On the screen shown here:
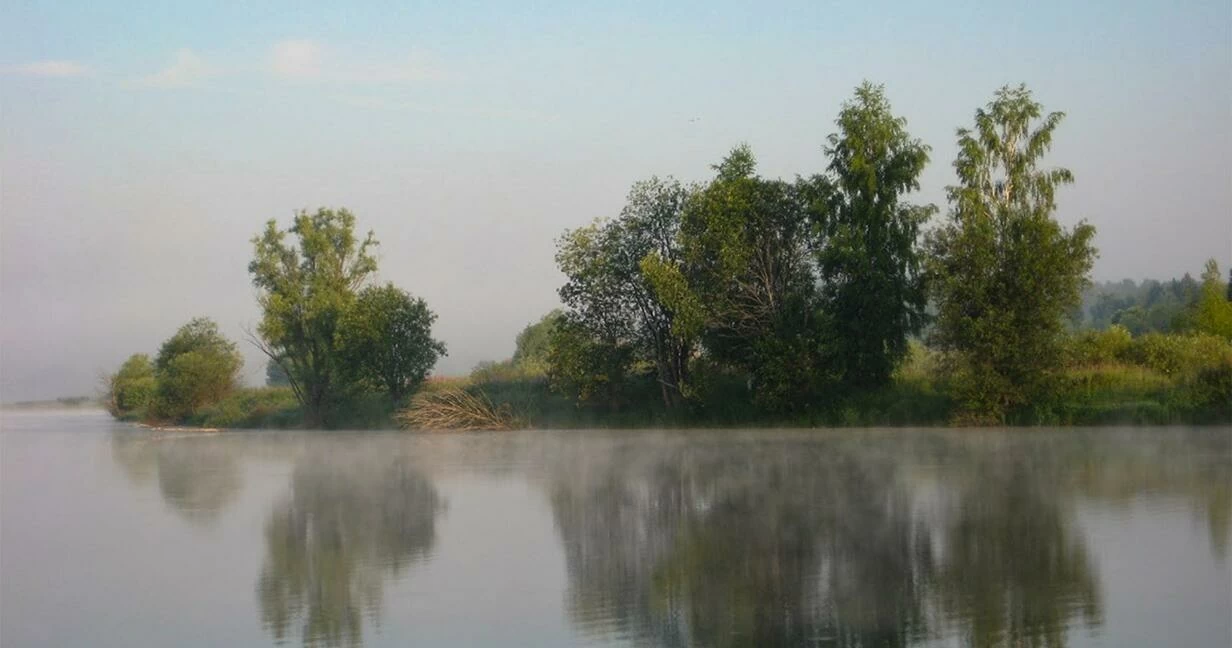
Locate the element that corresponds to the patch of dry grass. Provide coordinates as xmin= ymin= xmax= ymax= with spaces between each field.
xmin=397 ymin=388 xmax=525 ymax=431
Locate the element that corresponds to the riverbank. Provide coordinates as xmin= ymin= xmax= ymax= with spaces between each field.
xmin=116 ymin=367 xmax=1230 ymax=432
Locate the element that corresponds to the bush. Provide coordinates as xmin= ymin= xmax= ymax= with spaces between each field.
xmin=187 ymin=387 xmax=300 ymax=429
xmin=152 ymin=318 xmax=243 ymax=420
xmin=1122 ymin=332 xmax=1231 ymax=377
xmin=106 ymin=354 xmax=157 ymax=419
xmin=1065 ymin=325 xmax=1133 ymax=366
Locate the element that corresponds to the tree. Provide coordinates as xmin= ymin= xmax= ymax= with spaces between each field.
xmin=656 ymin=146 xmax=822 ymax=410
xmin=815 ymin=82 xmax=935 ymax=389
xmin=512 ymin=309 xmax=563 ymax=373
xmin=926 ymin=85 xmax=1097 ymax=421
xmin=249 ymin=208 xmax=378 ymax=426
xmin=337 ymin=283 xmax=447 ymax=402
xmin=105 ymin=353 xmax=157 ymax=418
xmin=153 ymin=317 xmax=243 ymax=420
xmin=265 ymin=358 xmax=290 ymax=387
xmin=555 ymin=177 xmax=696 ymax=408
xmin=546 ymin=315 xmax=636 ymax=408
xmin=1193 ymin=259 xmax=1232 ymax=340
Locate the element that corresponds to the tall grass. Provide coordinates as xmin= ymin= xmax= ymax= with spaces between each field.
xmin=397 ymin=388 xmax=525 ymax=431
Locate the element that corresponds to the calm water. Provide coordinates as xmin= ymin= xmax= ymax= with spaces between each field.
xmin=1 ymin=411 xmax=1228 ymax=647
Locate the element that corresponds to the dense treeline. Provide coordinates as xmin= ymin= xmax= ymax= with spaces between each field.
xmin=414 ymin=83 xmax=1230 ymax=427
xmin=105 ymin=82 xmax=1231 ymax=429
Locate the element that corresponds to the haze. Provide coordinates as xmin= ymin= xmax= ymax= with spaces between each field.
xmin=2 ymin=0 xmax=1229 ymax=402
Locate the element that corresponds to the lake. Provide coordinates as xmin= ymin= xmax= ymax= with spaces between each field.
xmin=1 ymin=410 xmax=1228 ymax=647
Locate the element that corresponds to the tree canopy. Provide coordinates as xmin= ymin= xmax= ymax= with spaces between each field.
xmin=337 ymin=283 xmax=447 ymax=402
xmin=152 ymin=317 xmax=243 ymax=419
xmin=249 ymin=208 xmax=378 ymax=426
xmin=927 ymin=85 xmax=1097 ymax=421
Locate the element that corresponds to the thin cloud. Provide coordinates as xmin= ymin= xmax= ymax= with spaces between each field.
xmin=139 ymin=49 xmax=216 ymax=87
xmin=267 ymin=40 xmax=445 ymax=84
xmin=6 ymin=60 xmax=89 ymax=78
xmin=268 ymin=40 xmax=323 ymax=80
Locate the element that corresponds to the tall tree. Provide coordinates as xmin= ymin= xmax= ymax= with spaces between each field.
xmin=249 ymin=208 xmax=378 ymax=426
xmin=1193 ymin=259 xmax=1232 ymax=340
xmin=816 ymin=82 xmax=935 ymax=389
xmin=337 ymin=283 xmax=447 ymax=402
xmin=927 ymin=85 xmax=1096 ymax=421
xmin=153 ymin=317 xmax=243 ymax=419
xmin=660 ymin=145 xmax=822 ymax=410
xmin=555 ymin=177 xmax=696 ymax=409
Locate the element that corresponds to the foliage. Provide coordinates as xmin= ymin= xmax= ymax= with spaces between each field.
xmin=265 ymin=358 xmax=290 ymax=386
xmin=1064 ymin=325 xmax=1133 ymax=366
xmin=1192 ymin=259 xmax=1232 ymax=340
xmin=511 ymin=309 xmax=563 ymax=374
xmin=187 ymin=387 xmax=301 ymax=429
xmin=668 ymin=146 xmax=824 ymax=411
xmin=556 ymin=177 xmax=696 ymax=408
xmin=249 ymin=208 xmax=378 ymax=426
xmin=1080 ymin=276 xmax=1199 ymax=333
xmin=815 ymin=82 xmax=936 ymax=389
xmin=926 ymin=85 xmax=1097 ymax=422
xmin=546 ymin=315 xmax=637 ymax=408
xmin=105 ymin=353 xmax=157 ymax=419
xmin=337 ymin=283 xmax=446 ymax=402
xmin=152 ymin=317 xmax=243 ymax=420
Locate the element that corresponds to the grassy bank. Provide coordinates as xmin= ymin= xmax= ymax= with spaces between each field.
xmin=110 ymin=330 xmax=1230 ymax=431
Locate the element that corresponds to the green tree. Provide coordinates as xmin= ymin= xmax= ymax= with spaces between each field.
xmin=249 ymin=208 xmax=378 ymax=426
xmin=555 ymin=177 xmax=696 ymax=408
xmin=153 ymin=317 xmax=243 ymax=420
xmin=663 ymin=145 xmax=823 ymax=410
xmin=1193 ymin=259 xmax=1232 ymax=340
xmin=546 ymin=315 xmax=636 ymax=408
xmin=105 ymin=353 xmax=157 ymax=418
xmin=512 ymin=309 xmax=563 ymax=373
xmin=815 ymin=82 xmax=936 ymax=389
xmin=337 ymin=283 xmax=447 ymax=402
xmin=926 ymin=85 xmax=1097 ymax=421
xmin=265 ymin=357 xmax=290 ymax=387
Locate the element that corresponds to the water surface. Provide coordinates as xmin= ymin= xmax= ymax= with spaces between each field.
xmin=2 ymin=410 xmax=1228 ymax=647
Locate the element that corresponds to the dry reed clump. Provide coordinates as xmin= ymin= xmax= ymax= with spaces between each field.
xmin=397 ymin=388 xmax=525 ymax=431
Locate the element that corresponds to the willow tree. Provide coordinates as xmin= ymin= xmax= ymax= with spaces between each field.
xmin=927 ymin=85 xmax=1096 ymax=421
xmin=249 ymin=208 xmax=378 ymax=426
xmin=816 ymin=82 xmax=935 ymax=389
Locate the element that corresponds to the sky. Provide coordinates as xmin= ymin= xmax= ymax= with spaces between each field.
xmin=1 ymin=0 xmax=1229 ymax=402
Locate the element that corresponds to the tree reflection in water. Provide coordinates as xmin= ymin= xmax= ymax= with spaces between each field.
xmin=110 ymin=432 xmax=242 ymax=524
xmin=256 ymin=450 xmax=442 ymax=648
xmin=549 ymin=433 xmax=1116 ymax=648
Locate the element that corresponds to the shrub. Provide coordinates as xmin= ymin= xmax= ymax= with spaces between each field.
xmin=1065 ymin=325 xmax=1133 ymax=366
xmin=152 ymin=318 xmax=243 ymax=420
xmin=106 ymin=354 xmax=157 ymax=419
xmin=1122 ymin=333 xmax=1231 ymax=377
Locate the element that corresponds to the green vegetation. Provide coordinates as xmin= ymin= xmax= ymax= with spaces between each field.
xmin=104 ymin=82 xmax=1230 ymax=431
xmin=408 ymin=83 xmax=1228 ymax=430
xmin=104 ymin=354 xmax=157 ymax=419
xmin=104 ymin=210 xmax=446 ymax=429
xmin=151 ymin=317 xmax=244 ymax=420
xmin=926 ymin=85 xmax=1097 ymax=422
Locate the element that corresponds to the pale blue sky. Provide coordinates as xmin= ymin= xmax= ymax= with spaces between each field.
xmin=2 ymin=0 xmax=1229 ymax=400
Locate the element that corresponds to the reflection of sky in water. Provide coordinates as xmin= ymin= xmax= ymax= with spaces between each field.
xmin=1 ymin=412 xmax=1228 ymax=647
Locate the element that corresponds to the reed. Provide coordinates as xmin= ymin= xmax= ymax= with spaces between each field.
xmin=397 ymin=388 xmax=525 ymax=431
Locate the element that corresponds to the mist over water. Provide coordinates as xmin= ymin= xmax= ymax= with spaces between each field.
xmin=2 ymin=411 xmax=1229 ymax=647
